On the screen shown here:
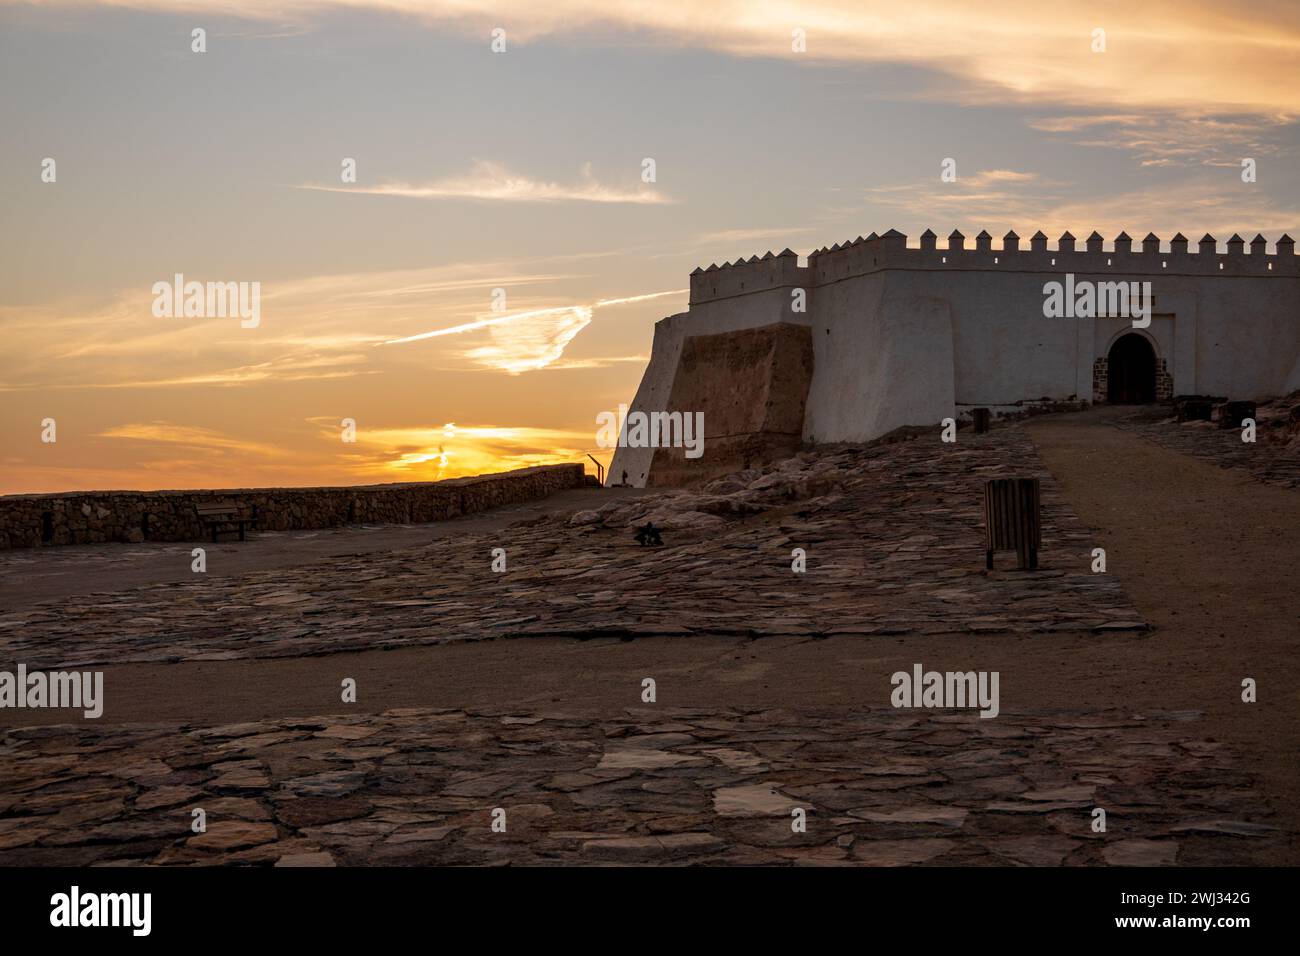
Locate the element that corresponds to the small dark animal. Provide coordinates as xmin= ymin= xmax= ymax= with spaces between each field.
xmin=634 ymin=522 xmax=663 ymax=546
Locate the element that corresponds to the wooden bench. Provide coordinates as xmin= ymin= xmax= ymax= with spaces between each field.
xmin=195 ymin=500 xmax=250 ymax=542
xmin=983 ymin=478 xmax=1040 ymax=570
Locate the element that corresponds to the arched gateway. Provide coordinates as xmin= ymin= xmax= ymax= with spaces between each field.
xmin=1106 ymin=333 xmax=1157 ymax=404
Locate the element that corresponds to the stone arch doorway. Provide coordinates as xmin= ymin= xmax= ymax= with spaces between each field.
xmin=1107 ymin=333 xmax=1157 ymax=404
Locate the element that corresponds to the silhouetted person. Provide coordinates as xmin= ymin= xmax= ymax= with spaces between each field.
xmin=634 ymin=522 xmax=663 ymax=546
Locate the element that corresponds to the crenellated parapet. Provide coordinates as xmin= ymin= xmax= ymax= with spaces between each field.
xmin=688 ymin=248 xmax=809 ymax=304
xmin=693 ymin=230 xmax=1299 ymax=293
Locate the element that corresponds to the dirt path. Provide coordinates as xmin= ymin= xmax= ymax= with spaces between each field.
xmin=1026 ymin=407 xmax=1300 ymax=856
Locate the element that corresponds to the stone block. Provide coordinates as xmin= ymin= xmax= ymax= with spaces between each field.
xmin=647 ymin=323 xmax=814 ymax=487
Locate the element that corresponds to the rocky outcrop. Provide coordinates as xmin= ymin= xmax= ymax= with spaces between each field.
xmin=0 ymin=464 xmax=585 ymax=550
xmin=1111 ymin=393 xmax=1300 ymax=487
xmin=571 ymin=448 xmax=847 ymax=533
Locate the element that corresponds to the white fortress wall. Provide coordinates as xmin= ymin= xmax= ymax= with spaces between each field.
xmin=607 ymin=310 xmax=691 ymax=487
xmin=801 ymin=229 xmax=1298 ymax=420
xmin=895 ymin=269 xmax=1080 ymax=405
xmin=1189 ymin=276 xmax=1300 ymax=397
xmin=614 ymin=229 xmax=1299 ymax=485
xmin=802 ymin=269 xmax=957 ymax=443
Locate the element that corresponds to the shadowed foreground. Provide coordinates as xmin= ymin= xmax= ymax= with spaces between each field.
xmin=0 ymin=705 xmax=1280 ymax=866
xmin=1 ymin=409 xmax=1297 ymax=865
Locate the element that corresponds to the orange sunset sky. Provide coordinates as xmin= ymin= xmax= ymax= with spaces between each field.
xmin=2 ymin=1 xmax=1298 ymax=493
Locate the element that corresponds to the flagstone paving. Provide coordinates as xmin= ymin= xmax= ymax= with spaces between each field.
xmin=0 ymin=427 xmax=1144 ymax=670
xmin=5 ymin=417 xmax=1291 ymax=866
xmin=0 ymin=705 xmax=1281 ymax=867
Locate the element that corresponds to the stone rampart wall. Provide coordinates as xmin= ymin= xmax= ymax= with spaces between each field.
xmin=0 ymin=464 xmax=586 ymax=549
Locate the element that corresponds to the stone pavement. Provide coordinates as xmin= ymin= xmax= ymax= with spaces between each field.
xmin=0 ymin=427 xmax=1144 ymax=670
xmin=0 ymin=705 xmax=1282 ymax=867
xmin=5 ymin=419 xmax=1291 ymax=867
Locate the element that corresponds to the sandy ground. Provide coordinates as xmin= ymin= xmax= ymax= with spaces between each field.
xmin=1025 ymin=408 xmax=1300 ymax=861
xmin=3 ymin=409 xmax=1297 ymax=862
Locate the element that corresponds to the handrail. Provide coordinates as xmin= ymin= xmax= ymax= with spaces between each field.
xmin=586 ymin=454 xmax=604 ymax=486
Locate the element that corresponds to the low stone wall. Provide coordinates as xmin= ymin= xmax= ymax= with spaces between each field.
xmin=0 ymin=464 xmax=586 ymax=550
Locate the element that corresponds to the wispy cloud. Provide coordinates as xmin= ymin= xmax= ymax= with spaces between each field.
xmin=24 ymin=1 xmax=1300 ymax=114
xmin=1043 ymin=183 xmax=1300 ymax=242
xmin=0 ymin=258 xmax=596 ymax=392
xmin=82 ymin=353 xmax=372 ymax=389
xmin=380 ymin=305 xmax=579 ymax=346
xmin=540 ymin=354 xmax=648 ymax=370
xmin=865 ymin=169 xmax=1060 ymax=225
xmin=464 ymin=308 xmax=594 ymax=375
xmin=97 ymin=422 xmax=290 ymax=458
xmin=593 ymin=290 xmax=689 ymax=308
xmin=381 ymin=288 xmax=687 ymax=374
xmin=1027 ymin=114 xmax=1147 ymax=133
xmin=690 ymin=225 xmax=817 ymax=248
xmin=1027 ymin=112 xmax=1293 ymax=168
xmin=962 ymin=170 xmax=1037 ymax=187
xmin=862 ymin=174 xmax=1300 ymax=245
xmin=297 ymin=161 xmax=674 ymax=205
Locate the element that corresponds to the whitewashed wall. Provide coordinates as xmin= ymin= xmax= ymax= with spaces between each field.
xmin=613 ymin=233 xmax=1300 ymax=486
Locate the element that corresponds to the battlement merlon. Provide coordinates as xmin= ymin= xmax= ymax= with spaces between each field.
xmin=808 ymin=229 xmax=1300 ymax=281
xmin=691 ymin=231 xmax=1299 ymax=298
xmin=689 ymin=248 xmax=810 ymax=305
